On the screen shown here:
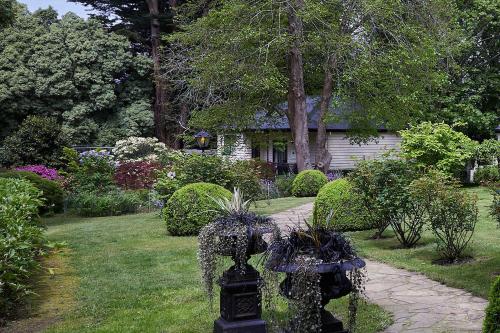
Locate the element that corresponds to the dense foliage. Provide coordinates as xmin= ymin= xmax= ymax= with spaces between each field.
xmin=474 ymin=166 xmax=500 ymax=185
xmin=0 ymin=116 xmax=67 ymax=167
xmin=411 ymin=171 xmax=478 ymax=260
xmin=0 ymin=178 xmax=44 ymax=317
xmin=399 ymin=122 xmax=478 ymax=176
xmin=0 ymin=9 xmax=152 ymax=145
xmin=483 ymin=276 xmax=500 ymax=333
xmin=291 ymin=170 xmax=328 ymax=197
xmin=0 ymin=170 xmax=64 ymax=215
xmin=475 ymin=139 xmax=500 ymax=165
xmin=163 ymin=182 xmax=232 ymax=236
xmin=67 ymin=189 xmax=145 ymax=217
xmin=313 ymin=179 xmax=370 ymax=232
xmin=349 ymin=159 xmax=422 ymax=238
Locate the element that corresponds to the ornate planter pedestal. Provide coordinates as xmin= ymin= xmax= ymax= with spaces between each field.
xmin=214 ymin=264 xmax=266 ymax=333
xmin=214 ymin=230 xmax=270 ymax=333
xmin=276 ymin=258 xmax=365 ymax=333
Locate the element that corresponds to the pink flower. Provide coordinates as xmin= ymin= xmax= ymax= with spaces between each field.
xmin=15 ymin=165 xmax=61 ymax=181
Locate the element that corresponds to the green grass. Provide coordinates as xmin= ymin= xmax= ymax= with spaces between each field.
xmin=348 ymin=186 xmax=499 ymax=298
xmin=16 ymin=196 xmax=389 ymax=333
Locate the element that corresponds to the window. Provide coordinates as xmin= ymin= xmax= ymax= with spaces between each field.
xmin=273 ymin=142 xmax=287 ymax=164
xmin=251 ymin=146 xmax=260 ymax=159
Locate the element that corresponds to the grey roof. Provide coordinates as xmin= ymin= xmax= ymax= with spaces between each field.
xmin=253 ymin=96 xmax=385 ymax=132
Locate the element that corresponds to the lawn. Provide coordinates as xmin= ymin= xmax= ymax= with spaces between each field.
xmin=6 ymin=197 xmax=390 ymax=333
xmin=348 ymin=186 xmax=499 ymax=298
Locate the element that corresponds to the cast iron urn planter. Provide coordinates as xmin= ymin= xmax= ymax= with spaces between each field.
xmin=214 ymin=227 xmax=272 ymax=333
xmin=274 ymin=259 xmax=366 ymax=333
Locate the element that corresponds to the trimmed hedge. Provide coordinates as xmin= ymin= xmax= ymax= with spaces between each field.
xmin=164 ymin=182 xmax=232 ymax=236
xmin=291 ymin=170 xmax=328 ymax=197
xmin=313 ymin=179 xmax=371 ymax=231
xmin=0 ymin=170 xmax=64 ymax=215
xmin=483 ymin=276 xmax=500 ymax=332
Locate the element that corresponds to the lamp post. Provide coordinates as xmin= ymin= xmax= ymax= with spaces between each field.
xmin=195 ymin=130 xmax=210 ymax=154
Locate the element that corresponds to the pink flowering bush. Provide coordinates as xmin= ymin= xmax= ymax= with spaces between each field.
xmin=15 ymin=165 xmax=60 ymax=180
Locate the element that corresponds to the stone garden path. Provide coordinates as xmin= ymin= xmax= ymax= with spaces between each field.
xmin=269 ymin=202 xmax=488 ymax=333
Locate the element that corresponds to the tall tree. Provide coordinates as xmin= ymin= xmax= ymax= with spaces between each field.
xmin=69 ymin=0 xmax=178 ymax=145
xmin=173 ymin=0 xmax=458 ymax=171
xmin=0 ymin=10 xmax=152 ymax=144
xmin=430 ymin=0 xmax=499 ymax=140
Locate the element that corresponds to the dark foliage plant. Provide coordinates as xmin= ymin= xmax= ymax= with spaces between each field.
xmin=198 ymin=188 xmax=278 ymax=305
xmin=0 ymin=170 xmax=64 ymax=215
xmin=264 ymin=223 xmax=365 ymax=332
xmin=483 ymin=276 xmax=500 ymax=333
xmin=114 ymin=161 xmax=160 ymax=190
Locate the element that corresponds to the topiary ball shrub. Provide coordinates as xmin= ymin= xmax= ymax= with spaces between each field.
xmin=0 ymin=170 xmax=64 ymax=215
xmin=313 ymin=179 xmax=370 ymax=231
xmin=483 ymin=276 xmax=500 ymax=333
xmin=164 ymin=182 xmax=232 ymax=236
xmin=291 ymin=170 xmax=328 ymax=197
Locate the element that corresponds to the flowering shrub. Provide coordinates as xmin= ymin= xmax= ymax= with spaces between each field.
xmin=15 ymin=165 xmax=60 ymax=180
xmin=114 ymin=137 xmax=168 ymax=162
xmin=114 ymin=161 xmax=160 ymax=190
xmin=72 ymin=150 xmax=116 ymax=193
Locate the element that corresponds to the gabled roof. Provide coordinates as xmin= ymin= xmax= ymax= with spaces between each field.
xmin=252 ymin=96 xmax=386 ymax=132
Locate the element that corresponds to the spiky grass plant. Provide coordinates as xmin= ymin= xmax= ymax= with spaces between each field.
xmin=198 ymin=188 xmax=279 ymax=306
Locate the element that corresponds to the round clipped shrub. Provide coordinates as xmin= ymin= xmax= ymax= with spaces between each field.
xmin=164 ymin=182 xmax=232 ymax=236
xmin=291 ymin=170 xmax=328 ymax=197
xmin=483 ymin=276 xmax=500 ymax=333
xmin=0 ymin=170 xmax=64 ymax=215
xmin=313 ymin=179 xmax=371 ymax=231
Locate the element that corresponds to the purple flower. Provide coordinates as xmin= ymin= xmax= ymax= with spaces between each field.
xmin=15 ymin=165 xmax=60 ymax=180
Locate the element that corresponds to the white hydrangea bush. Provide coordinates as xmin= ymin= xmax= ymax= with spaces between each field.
xmin=113 ymin=136 xmax=168 ymax=162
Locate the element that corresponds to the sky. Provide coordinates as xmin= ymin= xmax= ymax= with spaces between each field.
xmin=20 ymin=0 xmax=92 ymax=18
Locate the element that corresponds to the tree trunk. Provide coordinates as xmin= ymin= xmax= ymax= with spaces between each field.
xmin=315 ymin=56 xmax=336 ymax=173
xmin=146 ymin=0 xmax=168 ymax=143
xmin=286 ymin=0 xmax=311 ymax=172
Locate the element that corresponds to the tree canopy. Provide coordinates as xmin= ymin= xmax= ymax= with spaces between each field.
xmin=0 ymin=8 xmax=153 ymax=145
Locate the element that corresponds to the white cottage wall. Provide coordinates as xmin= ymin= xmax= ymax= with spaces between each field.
xmin=216 ymin=134 xmax=252 ymax=161
xmin=326 ymin=133 xmax=401 ymax=170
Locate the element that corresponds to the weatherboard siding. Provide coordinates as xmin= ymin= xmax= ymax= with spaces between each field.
xmin=217 ymin=132 xmax=401 ymax=170
xmin=217 ymin=134 xmax=252 ymax=161
xmin=327 ymin=133 xmax=401 ymax=170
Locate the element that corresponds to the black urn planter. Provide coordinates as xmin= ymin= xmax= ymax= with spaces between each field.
xmin=214 ymin=227 xmax=272 ymax=333
xmin=274 ymin=258 xmax=366 ymax=333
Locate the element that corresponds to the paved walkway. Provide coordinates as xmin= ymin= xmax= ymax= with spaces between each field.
xmin=270 ymin=202 xmax=488 ymax=333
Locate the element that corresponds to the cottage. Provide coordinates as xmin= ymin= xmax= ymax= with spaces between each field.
xmin=217 ymin=97 xmax=401 ymax=172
